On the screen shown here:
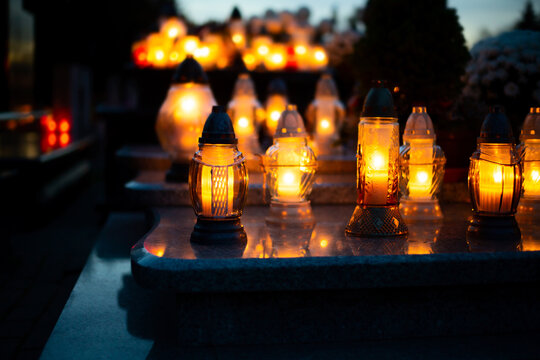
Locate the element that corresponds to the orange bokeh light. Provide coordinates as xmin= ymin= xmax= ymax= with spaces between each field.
xmin=59 ymin=133 xmax=70 ymax=146
xmin=59 ymin=119 xmax=70 ymax=132
xmin=48 ymin=133 xmax=57 ymax=147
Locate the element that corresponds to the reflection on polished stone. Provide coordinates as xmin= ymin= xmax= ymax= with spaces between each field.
xmin=517 ymin=214 xmax=540 ymax=252
xmin=406 ymin=220 xmax=442 ymax=255
xmin=191 ymin=240 xmax=247 ymax=259
xmin=345 ymin=234 xmax=408 ymax=256
xmin=466 ymin=215 xmax=522 ymax=252
xmin=263 ymin=221 xmax=314 ymax=258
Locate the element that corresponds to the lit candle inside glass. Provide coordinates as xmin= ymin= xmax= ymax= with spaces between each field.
xmin=408 ymin=140 xmax=434 ymax=200
xmin=475 ymin=144 xmax=515 ymax=213
xmin=266 ymin=95 xmax=288 ymax=135
xmin=201 ymin=146 xmax=235 ymax=216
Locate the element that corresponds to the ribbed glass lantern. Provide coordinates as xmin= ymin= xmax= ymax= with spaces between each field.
xmin=264 ymin=105 xmax=317 ymax=225
xmin=345 ymin=81 xmax=407 ymax=237
xmin=306 ymin=74 xmax=345 ymax=155
xmin=517 ymin=107 xmax=540 ymax=215
xmin=156 ymin=55 xmax=216 ymax=182
xmin=399 ymin=106 xmax=446 ymax=220
xmin=467 ymin=106 xmax=522 ymax=242
xmin=189 ymin=106 xmax=248 ymax=245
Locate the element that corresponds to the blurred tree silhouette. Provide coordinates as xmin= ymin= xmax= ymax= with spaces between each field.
xmin=515 ymin=1 xmax=540 ymax=31
xmin=353 ymin=0 xmax=469 ymax=118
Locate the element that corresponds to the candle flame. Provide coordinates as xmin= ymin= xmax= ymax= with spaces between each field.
xmin=314 ymin=50 xmax=326 ymax=62
xmin=238 ymin=117 xmax=249 ymax=128
xmin=271 ymin=53 xmax=284 ymax=64
xmin=283 ymin=171 xmax=295 ymax=184
xmin=320 ymin=239 xmax=328 ymax=248
xmin=493 ymin=170 xmax=503 ymax=183
xmin=270 ymin=111 xmax=281 ymax=122
xmin=232 ymin=34 xmax=243 ymax=44
xmin=320 ymin=119 xmax=330 ymax=129
xmin=532 ymin=170 xmax=540 ymax=182
xmin=295 ymin=45 xmax=307 ymax=55
xmin=181 ymin=96 xmax=196 ymax=113
xmin=155 ymin=50 xmax=164 ymax=61
xmin=372 ymin=153 xmax=385 ymax=170
xmin=184 ymin=39 xmax=198 ymax=54
xmin=257 ymin=45 xmax=269 ymax=55
xmin=167 ymin=27 xmax=178 ymax=38
xmin=416 ymin=170 xmax=429 ymax=184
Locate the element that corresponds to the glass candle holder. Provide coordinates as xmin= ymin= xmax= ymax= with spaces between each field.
xmin=517 ymin=107 xmax=540 ymax=215
xmin=399 ymin=106 xmax=446 ymax=220
xmin=467 ymin=106 xmax=522 ymax=242
xmin=265 ymin=78 xmax=289 ymax=136
xmin=264 ymin=105 xmax=317 ymax=225
xmin=189 ymin=106 xmax=248 ymax=245
xmin=156 ymin=55 xmax=216 ymax=182
xmin=306 ymin=74 xmax=345 ymax=156
xmin=346 ymin=81 xmax=407 ymax=237
xmin=227 ymin=73 xmax=264 ymax=155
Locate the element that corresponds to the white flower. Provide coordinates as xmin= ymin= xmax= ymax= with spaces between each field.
xmin=504 ymin=82 xmax=519 ymax=97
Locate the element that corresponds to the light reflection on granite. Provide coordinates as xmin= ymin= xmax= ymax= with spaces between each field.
xmin=141 ymin=203 xmax=540 ymax=260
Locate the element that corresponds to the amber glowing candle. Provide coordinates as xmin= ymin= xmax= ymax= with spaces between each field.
xmin=346 ymin=81 xmax=407 ymax=236
xmin=156 ymin=56 xmax=217 ymax=182
xmin=189 ymin=106 xmax=248 ymax=245
xmin=467 ymin=106 xmax=522 ymax=241
xmin=399 ymin=106 xmax=445 ymax=220
xmin=306 ymin=74 xmax=345 ymax=155
xmin=517 ymin=107 xmax=540 ymax=215
xmin=265 ymin=79 xmax=288 ymax=137
xmin=264 ymin=105 xmax=317 ymax=224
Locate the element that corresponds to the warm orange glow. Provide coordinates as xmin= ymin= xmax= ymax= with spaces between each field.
xmin=522 ymin=140 xmax=540 ymax=198
xmin=295 ymin=45 xmax=307 ymax=55
xmin=232 ymin=33 xmax=244 ymax=44
xmin=47 ymin=120 xmax=57 ymax=132
xmin=238 ymin=117 xmax=249 ymax=128
xmin=314 ymin=50 xmax=326 ymax=61
xmin=257 ymin=45 xmax=269 ymax=56
xmin=271 ymin=53 xmax=284 ymax=64
xmin=59 ymin=119 xmax=70 ymax=133
xmin=320 ymin=239 xmax=328 ymax=248
xmin=169 ymin=51 xmax=180 ymax=62
xmin=270 ymin=111 xmax=281 ymax=122
xmin=180 ymin=96 xmax=197 ymax=113
xmin=201 ymin=146 xmax=235 ymax=217
xmin=408 ymin=141 xmax=434 ymax=199
xmin=59 ymin=133 xmax=70 ymax=146
xmin=48 ymin=133 xmax=57 ymax=147
xmin=182 ymin=36 xmax=199 ymax=54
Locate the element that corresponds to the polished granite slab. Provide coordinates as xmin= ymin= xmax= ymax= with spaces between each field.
xmin=131 ymin=203 xmax=540 ymax=293
xmin=41 ymin=211 xmax=540 ymax=358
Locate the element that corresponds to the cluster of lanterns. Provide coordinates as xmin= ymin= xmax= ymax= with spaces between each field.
xmin=156 ymin=56 xmax=540 ymax=245
xmin=132 ymin=11 xmax=328 ymax=71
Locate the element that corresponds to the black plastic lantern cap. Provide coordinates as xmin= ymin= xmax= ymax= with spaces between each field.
xmin=478 ymin=106 xmax=514 ymax=144
xmin=268 ymin=78 xmax=288 ymax=96
xmin=172 ymin=55 xmax=209 ymax=84
xmin=361 ymin=80 xmax=397 ymax=118
xmin=230 ymin=6 xmax=242 ymax=20
xmin=199 ymin=106 xmax=238 ymax=145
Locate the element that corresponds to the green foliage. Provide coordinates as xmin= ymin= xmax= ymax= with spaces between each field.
xmin=354 ymin=0 xmax=470 ymax=110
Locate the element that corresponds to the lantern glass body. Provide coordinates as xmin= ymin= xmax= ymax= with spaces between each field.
xmin=189 ymin=144 xmax=248 ymax=218
xmin=264 ymin=137 xmax=317 ymax=203
xmin=228 ymin=74 xmax=263 ymax=154
xmin=357 ymin=118 xmax=400 ymax=206
xmin=520 ymin=139 xmax=540 ymax=199
xmin=468 ymin=143 xmax=521 ymax=215
xmin=265 ymin=95 xmax=288 ymax=135
xmin=400 ymin=139 xmax=445 ymax=201
xmin=156 ymin=83 xmax=216 ymax=163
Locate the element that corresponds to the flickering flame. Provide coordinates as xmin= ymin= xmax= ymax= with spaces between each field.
xmin=493 ymin=170 xmax=503 ymax=183
xmin=59 ymin=120 xmax=70 ymax=132
xmin=314 ymin=50 xmax=326 ymax=62
xmin=47 ymin=120 xmax=56 ymax=132
xmin=232 ymin=34 xmax=243 ymax=44
xmin=170 ymin=51 xmax=179 ymax=62
xmin=59 ymin=133 xmax=70 ymax=146
xmin=295 ymin=45 xmax=307 ymax=55
xmin=257 ymin=45 xmax=269 ymax=55
xmin=372 ymin=153 xmax=385 ymax=170
xmin=195 ymin=46 xmax=210 ymax=58
xmin=155 ymin=50 xmax=165 ymax=61
xmin=181 ymin=96 xmax=196 ymax=113
xmin=320 ymin=239 xmax=328 ymax=248
xmin=270 ymin=111 xmax=281 ymax=122
xmin=271 ymin=53 xmax=284 ymax=64
xmin=532 ymin=170 xmax=540 ymax=182
xmin=168 ymin=27 xmax=179 ymax=38
xmin=320 ymin=119 xmax=330 ymax=129
xmin=238 ymin=117 xmax=249 ymax=128
xmin=184 ymin=39 xmax=198 ymax=54
xmin=283 ymin=172 xmax=295 ymax=184
xmin=416 ymin=170 xmax=429 ymax=184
